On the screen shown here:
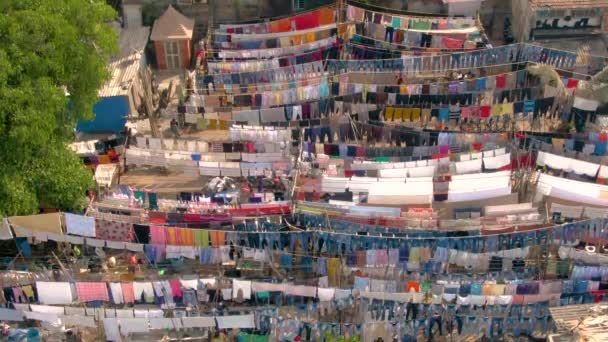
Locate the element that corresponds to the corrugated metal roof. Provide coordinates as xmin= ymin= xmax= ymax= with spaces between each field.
xmin=150 ymin=5 xmax=194 ymax=41
xmin=530 ymin=0 xmax=608 ymax=9
xmin=98 ymin=26 xmax=150 ymax=98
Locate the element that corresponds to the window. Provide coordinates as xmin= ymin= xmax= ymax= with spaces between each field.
xmin=164 ymin=41 xmax=180 ymax=69
xmin=292 ymin=0 xmax=305 ymax=11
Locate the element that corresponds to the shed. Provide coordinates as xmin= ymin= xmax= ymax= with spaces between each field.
xmin=151 ymin=5 xmax=194 ymax=70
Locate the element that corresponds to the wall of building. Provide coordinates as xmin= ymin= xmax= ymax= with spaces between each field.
xmin=180 ymin=39 xmax=191 ymax=68
xmin=531 ymin=8 xmax=604 ymax=38
xmin=154 ymin=41 xmax=167 ymax=69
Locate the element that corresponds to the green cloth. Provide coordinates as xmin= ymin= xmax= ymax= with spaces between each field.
xmin=256 ymin=291 xmax=270 ymax=299
xmin=134 ymin=191 xmax=145 ymax=204
xmin=197 ymin=118 xmax=207 ymax=130
xmin=420 ymin=280 xmax=432 ymax=293
xmin=237 ymin=332 xmax=269 ymax=342
xmin=148 ymin=192 xmax=158 ymax=209
xmin=410 ymin=19 xmax=431 ymax=30
xmin=194 ymin=230 xmax=209 ymax=246
xmin=374 ymin=156 xmax=390 ymax=162
xmin=392 ymin=16 xmax=401 ymax=28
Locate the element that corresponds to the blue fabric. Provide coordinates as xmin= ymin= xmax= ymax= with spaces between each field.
xmin=438 ymin=108 xmax=449 ymax=121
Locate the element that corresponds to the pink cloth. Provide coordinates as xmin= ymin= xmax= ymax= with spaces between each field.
xmin=75 ymin=282 xmax=109 ymax=302
xmin=122 ymin=282 xmax=135 ymax=304
xmin=375 ymin=249 xmax=389 ymax=266
xmin=170 ymin=279 xmax=182 ymax=298
xmin=150 ymin=225 xmax=166 ymax=244
xmin=442 ymin=37 xmax=464 ymax=49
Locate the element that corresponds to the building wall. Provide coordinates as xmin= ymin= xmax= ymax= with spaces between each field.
xmin=180 ymin=39 xmax=191 ymax=68
xmin=531 ymin=7 xmax=604 ymax=38
xmin=154 ymin=41 xmax=167 ymax=69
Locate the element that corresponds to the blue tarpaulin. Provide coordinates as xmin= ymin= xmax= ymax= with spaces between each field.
xmin=77 ymin=95 xmax=129 ymax=133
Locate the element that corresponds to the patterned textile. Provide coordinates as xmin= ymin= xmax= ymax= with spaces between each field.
xmin=75 ymin=282 xmax=109 ymax=302
xmin=95 ymin=218 xmax=134 ymax=242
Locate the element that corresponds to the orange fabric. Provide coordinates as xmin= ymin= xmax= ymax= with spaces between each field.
xmin=291 ymin=34 xmax=303 ymax=45
xmin=180 ymin=228 xmax=194 ymax=246
xmin=210 ymin=231 xmax=225 ymax=246
xmin=305 ymin=32 xmax=316 ymax=43
xmin=319 ymin=7 xmax=335 ymax=25
xmin=98 ymin=155 xmax=111 ymax=164
xmin=277 ymin=18 xmax=292 ymax=32
xmin=269 ymin=21 xmax=281 ymax=33
xmin=406 ymin=281 xmax=420 ymax=292
xmin=166 ymin=228 xmax=177 ymax=245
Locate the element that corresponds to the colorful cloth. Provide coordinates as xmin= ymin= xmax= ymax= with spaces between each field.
xmin=95 ymin=218 xmax=134 ymax=242
xmin=75 ymin=282 xmax=109 ymax=302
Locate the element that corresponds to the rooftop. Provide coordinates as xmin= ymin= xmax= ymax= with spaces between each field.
xmin=530 ymin=0 xmax=608 ymax=9
xmin=98 ymin=26 xmax=150 ymax=98
xmin=150 ymin=5 xmax=194 ymax=41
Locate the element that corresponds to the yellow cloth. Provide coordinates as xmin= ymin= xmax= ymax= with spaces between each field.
xmin=384 ymin=107 xmax=395 ymax=121
xmin=501 ymin=102 xmax=514 ymax=115
xmin=399 ymin=84 xmax=408 ymax=95
xmin=327 ymin=257 xmax=341 ymax=287
xmin=491 ymin=104 xmax=502 ymax=116
xmin=9 ymin=213 xmax=63 ymax=235
xmin=552 ymin=138 xmax=565 ymax=148
xmin=22 ymin=285 xmax=34 ymax=298
xmin=492 ymin=284 xmax=506 ymax=296
xmin=402 ymin=108 xmax=413 ymax=121
xmin=411 ymin=108 xmax=421 ymax=121
xmin=393 ymin=108 xmax=404 ymax=121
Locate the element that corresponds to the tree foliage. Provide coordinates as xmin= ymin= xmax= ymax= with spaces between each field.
xmin=0 ymin=0 xmax=118 ymax=216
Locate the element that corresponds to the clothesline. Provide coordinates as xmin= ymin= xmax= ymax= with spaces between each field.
xmin=194 ymin=62 xmax=530 ymax=96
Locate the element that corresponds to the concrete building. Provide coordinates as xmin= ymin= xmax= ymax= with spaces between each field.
xmin=511 ymin=0 xmax=608 ymax=41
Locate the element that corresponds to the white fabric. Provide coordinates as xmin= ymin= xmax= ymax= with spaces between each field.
xmin=368 ymin=181 xmax=433 ymax=205
xmin=36 ymin=282 xmax=73 ymax=305
xmin=408 ymin=165 xmax=436 ymax=178
xmin=181 ymin=316 xmax=216 ymax=328
xmin=485 ymin=203 xmax=534 ymax=216
xmin=64 ymin=213 xmax=96 ymax=237
xmin=571 ymin=159 xmax=600 ymax=177
xmin=65 ymin=235 xmax=84 ymax=245
xmin=317 ymin=288 xmax=335 ymax=301
xmin=104 ymin=318 xmax=121 ymax=341
xmin=334 ymin=289 xmax=351 ymax=300
xmin=321 ymin=176 xmax=348 ymax=193
xmin=109 ymin=283 xmax=124 ymax=304
xmin=483 ymin=153 xmax=511 ymax=169
xmin=86 ymin=238 xmax=105 ymax=247
xmin=30 ymin=305 xmax=64 ymax=315
xmin=119 ymin=318 xmax=150 ymax=334
xmin=455 ymin=158 xmax=482 ymax=174
xmin=116 ymin=309 xmax=134 ymax=318
xmin=180 ymin=278 xmax=199 ymax=290
xmin=232 ymin=279 xmax=252 ymax=300
xmin=24 ymin=311 xmax=61 ymax=324
xmin=286 ymin=285 xmax=317 ymax=297
xmin=125 ymin=242 xmax=144 ymax=252
xmin=149 ymin=318 xmax=182 ymax=330
xmin=573 ymin=96 xmax=599 ymax=111
xmin=106 ymin=240 xmax=126 ymax=249
xmin=62 ymin=314 xmax=96 ymax=328
xmin=599 ymin=166 xmax=608 ymax=179
xmin=0 ymin=308 xmax=23 ymax=321
xmin=216 ymin=314 xmax=255 ymax=329
xmin=252 ymin=282 xmax=287 ymax=293
xmin=12 ymin=304 xmax=30 ymax=312
xmin=448 ymin=186 xmax=511 ymax=202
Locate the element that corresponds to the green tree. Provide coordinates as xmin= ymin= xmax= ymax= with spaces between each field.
xmin=0 ymin=0 xmax=118 ymax=216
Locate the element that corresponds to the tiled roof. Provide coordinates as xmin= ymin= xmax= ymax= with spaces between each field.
xmin=150 ymin=5 xmax=194 ymax=41
xmin=530 ymin=0 xmax=608 ymax=9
